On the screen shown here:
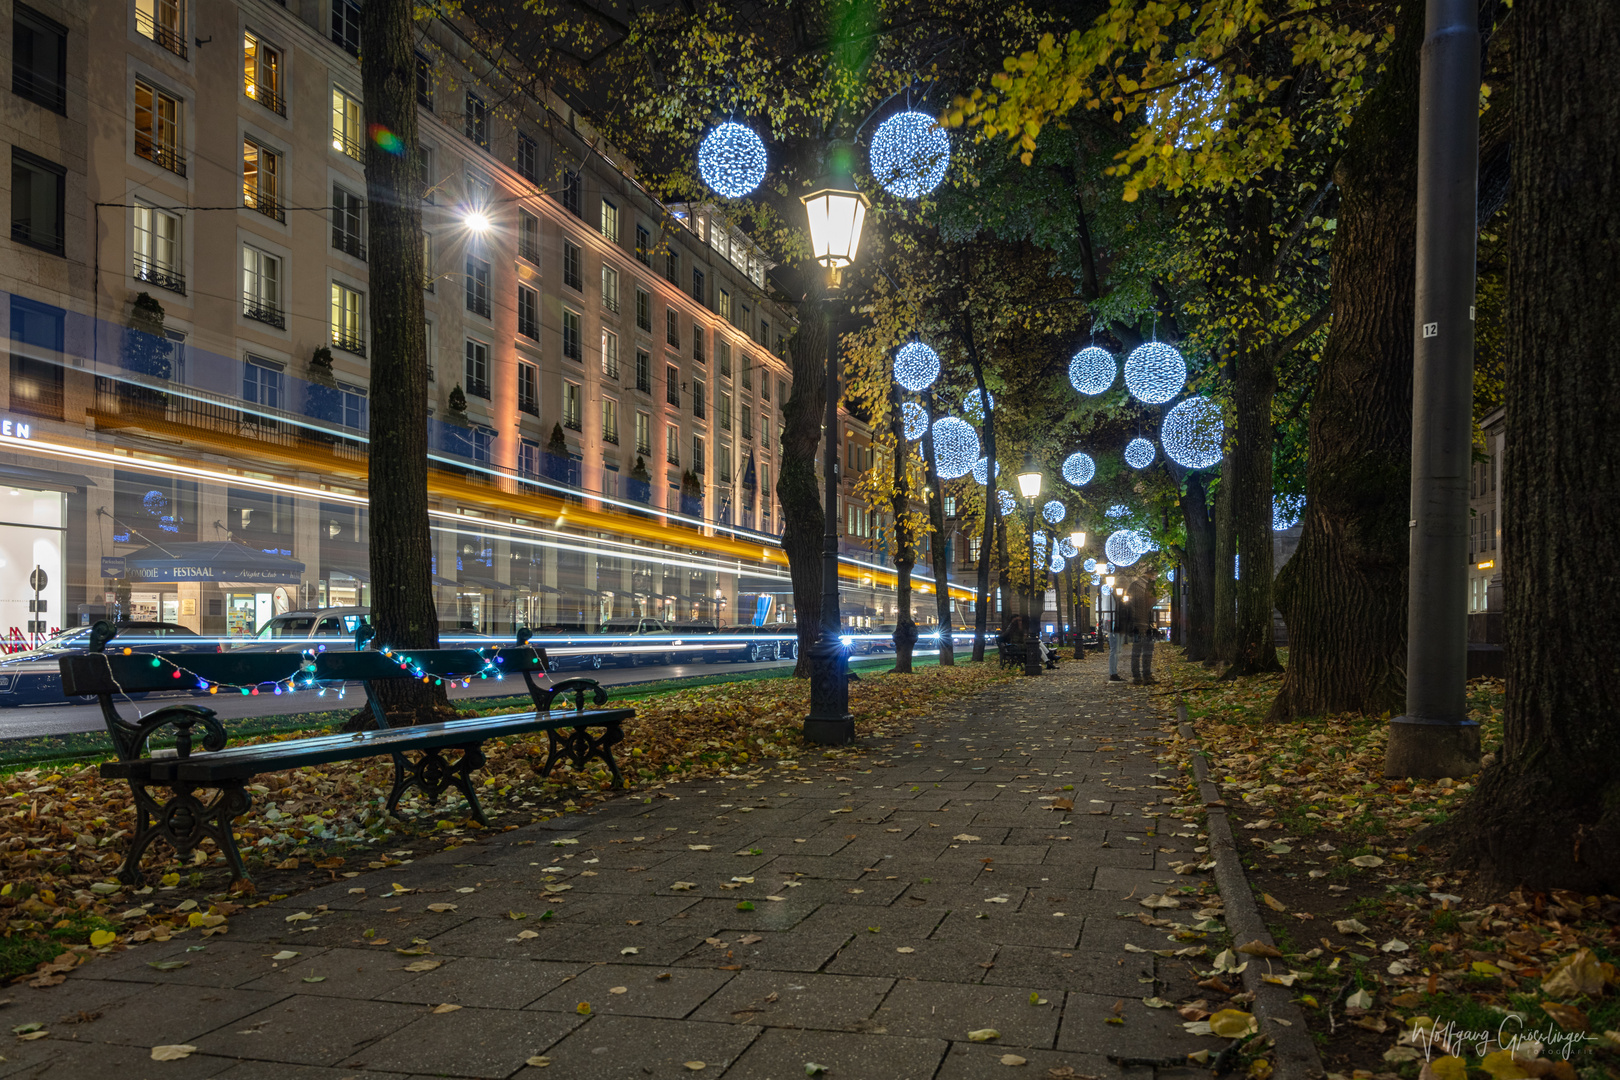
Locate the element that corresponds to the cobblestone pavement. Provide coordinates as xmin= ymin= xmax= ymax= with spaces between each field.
xmin=12 ymin=659 xmax=1216 ymax=1079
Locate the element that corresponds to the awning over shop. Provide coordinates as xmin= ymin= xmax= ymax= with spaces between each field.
xmin=114 ymin=542 xmax=305 ymax=586
xmin=460 ymin=574 xmax=515 ymax=592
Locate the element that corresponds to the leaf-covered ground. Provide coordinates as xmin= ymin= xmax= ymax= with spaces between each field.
xmin=1152 ymin=649 xmax=1620 ymax=1080
xmin=0 ymin=660 xmax=1012 ymax=984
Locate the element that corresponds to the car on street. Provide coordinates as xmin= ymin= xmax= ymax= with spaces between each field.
xmin=0 ymin=622 xmax=212 ymax=706
xmin=719 ymin=624 xmax=781 ymax=663
xmin=596 ymin=617 xmax=677 ymax=667
xmin=235 ymin=607 xmax=374 ymax=651
xmin=669 ymin=621 xmax=726 ymax=664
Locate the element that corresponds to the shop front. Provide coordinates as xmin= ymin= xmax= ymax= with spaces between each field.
xmin=107 ymin=541 xmax=305 ymax=636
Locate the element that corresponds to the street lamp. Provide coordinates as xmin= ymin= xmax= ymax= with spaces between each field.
xmin=799 ymin=159 xmax=870 ymax=746
xmin=1017 ymin=455 xmax=1044 ymax=677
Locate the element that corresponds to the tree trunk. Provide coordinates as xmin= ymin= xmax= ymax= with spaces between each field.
xmin=1442 ymin=0 xmax=1620 ymax=892
xmin=1228 ymin=330 xmax=1283 ymax=676
xmin=1182 ymin=472 xmax=1217 ymax=662
xmin=779 ymin=291 xmax=829 ymax=676
xmin=962 ymin=316 xmax=995 ymax=662
xmin=996 ymin=490 xmax=1012 ymax=634
xmin=1210 ymin=461 xmax=1237 ymax=667
xmin=919 ymin=415 xmax=954 ymax=665
xmin=360 ymin=0 xmax=440 ymax=724
xmin=1269 ymin=1 xmax=1420 ymax=721
xmin=888 ymin=384 xmax=916 ymax=674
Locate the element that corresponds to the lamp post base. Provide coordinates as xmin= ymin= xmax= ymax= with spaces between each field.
xmin=804 ymin=634 xmax=853 ymax=745
xmin=1382 ymin=716 xmax=1481 ymax=779
xmin=1024 ymin=640 xmax=1043 ymax=676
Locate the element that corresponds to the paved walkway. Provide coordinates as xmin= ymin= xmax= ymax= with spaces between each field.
xmin=11 ymin=660 xmax=1218 ymax=1079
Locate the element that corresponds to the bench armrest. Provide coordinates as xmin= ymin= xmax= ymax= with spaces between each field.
xmin=539 ymin=678 xmax=608 ymax=712
xmin=106 ymin=704 xmax=228 ymax=763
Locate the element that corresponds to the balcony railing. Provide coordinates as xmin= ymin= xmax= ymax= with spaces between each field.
xmin=246 ymin=79 xmax=285 ymax=116
xmin=11 ymin=220 xmax=62 ymax=254
xmin=136 ymin=10 xmax=188 ymax=58
xmin=518 ymin=396 xmax=539 ymax=416
xmin=563 ymin=415 xmax=582 ymax=432
xmin=332 ymin=130 xmax=364 ymax=161
xmin=466 ymin=293 xmax=491 ymax=318
xmin=603 ymin=295 xmax=620 ymax=315
xmin=465 ymin=378 xmax=490 ymax=400
xmin=10 ymin=376 xmax=63 ymax=420
xmin=242 ymin=294 xmax=285 ymax=329
xmin=136 ymin=136 xmax=187 ymax=177
xmin=602 ymin=430 xmax=619 ymax=445
xmin=244 ymin=189 xmax=284 ymax=223
xmin=94 ymin=380 xmax=368 ymax=463
xmin=134 ymin=254 xmax=186 ymax=295
xmin=333 ymin=231 xmax=365 ymax=260
xmin=332 ymin=330 xmax=366 ymax=356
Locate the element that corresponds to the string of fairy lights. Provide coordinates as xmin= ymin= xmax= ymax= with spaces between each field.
xmin=105 ymin=643 xmax=526 ymax=698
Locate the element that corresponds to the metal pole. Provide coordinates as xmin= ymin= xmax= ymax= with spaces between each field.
xmin=1024 ymin=504 xmax=1041 ymax=676
xmin=1385 ymin=0 xmax=1481 ymax=779
xmin=805 ymin=277 xmax=853 ymax=744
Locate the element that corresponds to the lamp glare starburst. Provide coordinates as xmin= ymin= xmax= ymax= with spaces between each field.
xmin=893 ymin=341 xmax=941 ymax=392
xmin=1105 ymin=529 xmax=1143 ymax=567
xmin=1042 ymin=500 xmax=1066 ymax=525
xmin=870 ymin=111 xmax=951 ymax=199
xmin=1061 ymin=452 xmax=1095 ymax=487
xmin=1161 ymin=396 xmax=1224 ymax=470
xmin=901 ymin=401 xmax=927 ymax=441
xmin=972 ymin=457 xmax=1001 ymax=485
xmin=1069 ymin=346 xmax=1117 ymax=396
xmin=1124 ymin=437 xmax=1155 ymax=469
xmin=697 ymin=122 xmax=768 ymax=199
xmin=1123 ymin=342 xmax=1188 ymax=404
xmin=930 ymin=416 xmax=980 ymax=479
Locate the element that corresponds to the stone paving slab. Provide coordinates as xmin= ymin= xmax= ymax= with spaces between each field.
xmin=20 ymin=660 xmax=1216 ymax=1078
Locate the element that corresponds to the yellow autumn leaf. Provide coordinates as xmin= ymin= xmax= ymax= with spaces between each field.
xmin=1209 ymin=1010 xmax=1257 ymax=1039
xmin=1426 ymin=1056 xmax=1468 ymax=1080
xmin=1480 ymin=1050 xmax=1531 ymax=1080
xmin=89 ymin=929 xmax=118 ymax=948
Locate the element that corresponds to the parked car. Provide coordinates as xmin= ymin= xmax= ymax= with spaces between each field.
xmin=669 ymin=621 xmax=725 ymax=664
xmin=235 ymin=607 xmax=373 ymax=652
xmin=719 ymin=625 xmax=781 ymax=663
xmin=0 ymin=622 xmax=211 ymax=706
xmin=523 ymin=625 xmax=605 ymax=671
xmin=770 ymin=623 xmax=800 ymax=661
xmin=596 ymin=617 xmax=676 ymax=667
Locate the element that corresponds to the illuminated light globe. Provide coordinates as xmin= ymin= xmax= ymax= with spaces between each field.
xmin=930 ymin=416 xmax=980 ymax=479
xmin=901 ymin=401 xmax=927 ymax=441
xmin=971 ymin=457 xmax=1001 ymax=485
xmin=1033 ymin=530 xmax=1051 ymax=569
xmin=1042 ymin=500 xmax=1066 ymax=525
xmin=893 ymin=341 xmax=941 ymax=392
xmin=1105 ymin=529 xmax=1143 ymax=568
xmin=1131 ymin=529 xmax=1159 ymax=554
xmin=1145 ymin=61 xmax=1225 ymax=150
xmin=1105 ymin=503 xmax=1130 ymax=520
xmin=1061 ymin=452 xmax=1095 ymax=487
xmin=870 ymin=111 xmax=950 ymax=199
xmin=1069 ymin=346 xmax=1117 ymax=395
xmin=1091 ymin=574 xmax=1102 ymax=585
xmin=997 ymin=489 xmax=1016 ymax=516
xmin=1058 ymin=537 xmax=1079 ymax=559
xmin=1124 ymin=437 xmax=1155 ymax=470
xmin=1274 ymin=493 xmax=1305 ymax=531
xmin=1050 ymin=554 xmax=1067 ymax=574
xmin=697 ymin=122 xmax=768 ymax=199
xmin=1124 ymin=342 xmax=1188 ymax=404
xmin=1161 ymin=395 xmax=1224 ymax=469
xmin=1083 ymin=557 xmax=1098 ymax=573
xmin=1105 ymin=562 xmax=1116 ymax=573
xmin=964 ymin=388 xmax=994 ymax=421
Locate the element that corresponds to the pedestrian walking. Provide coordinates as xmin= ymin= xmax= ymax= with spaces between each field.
xmin=1128 ymin=570 xmax=1158 ymax=685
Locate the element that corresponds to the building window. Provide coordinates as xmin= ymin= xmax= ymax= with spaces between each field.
xmin=719 ymin=443 xmax=732 ymax=484
xmin=601 ymin=396 xmax=619 ymax=444
xmin=9 ymin=296 xmax=64 ymax=420
xmin=465 ymin=252 xmax=491 ymax=317
xmin=759 ymin=318 xmax=770 ymax=348
xmin=691 ymin=267 xmax=705 ymax=306
xmin=132 ymin=203 xmax=183 ymax=294
xmin=516 ymin=131 xmax=538 ymax=183
xmin=562 ymin=240 xmax=581 ymax=291
xmin=340 ymin=382 xmax=368 ymax=430
xmin=330 ymin=282 xmax=364 ymax=354
xmin=560 ymin=168 xmax=581 ymax=216
xmin=692 ymin=434 xmax=705 ymax=477
xmin=561 ymin=308 xmax=581 ymax=361
xmin=10 ymin=148 xmax=64 ymax=255
xmin=242 ymin=138 xmax=283 ymax=221
xmin=14 ymin=4 xmax=68 ymax=114
xmin=692 ymin=377 xmax=705 ymax=420
xmin=136 ymin=0 xmax=186 ymax=58
xmin=135 ymin=80 xmax=186 ymax=176
xmin=778 ymin=378 xmax=788 ymax=404
xmin=517 ymin=284 xmax=539 ymax=340
xmin=635 ymin=349 xmax=650 ymax=394
xmin=741 ymin=353 xmax=752 ymax=390
xmin=463 ymin=338 xmax=489 ymax=399
xmin=518 ymin=361 xmax=539 ymax=415
xmin=739 ymin=303 xmax=751 ymax=334
xmin=635 ymin=288 xmax=651 ymax=332
xmin=519 ymin=437 xmax=540 ymax=480
xmin=602 ymin=265 xmax=619 ymax=314
xmin=692 ymin=325 xmax=705 ymax=365
xmin=330 ymin=0 xmax=360 ymax=55
xmin=332 ymin=184 xmax=365 ymax=259
xmin=719 ymin=392 xmax=732 ymax=432
xmin=602 ymin=328 xmax=619 ymax=380
xmin=242 ymin=354 xmax=283 ymax=411
xmin=243 ymin=32 xmax=283 ymax=115
xmin=666 ymin=423 xmax=679 ymax=465
xmin=635 ymin=224 xmax=650 ymax=265
xmin=635 ymin=411 xmax=650 ymax=455
xmin=598 ymin=198 xmax=620 ymax=243
xmin=718 ymin=288 xmax=730 ymax=321
xmin=665 ymin=363 xmax=680 ymax=407
xmin=762 ymin=464 xmax=772 ymax=523
xmin=717 ymin=338 xmax=731 ymax=378
xmin=665 ymin=309 xmax=679 ymax=348
xmin=664 ymin=248 xmax=678 ymax=283
xmin=241 ymin=246 xmax=282 ymax=327
xmin=464 ymin=92 xmax=487 ymax=148
xmin=761 ymin=371 xmax=771 ymax=401
xmin=331 ymin=87 xmax=363 ymax=160
xmin=518 ymin=209 xmax=539 ymax=262
xmin=422 ymin=233 xmax=434 ymax=291
xmin=741 ymin=403 xmax=753 ymax=441
xmin=415 ymin=51 xmax=433 ymax=109
xmin=419 ymin=144 xmax=435 ymax=202
xmin=760 ymin=410 xmax=771 ymax=449
xmin=563 ymin=380 xmax=582 ymax=430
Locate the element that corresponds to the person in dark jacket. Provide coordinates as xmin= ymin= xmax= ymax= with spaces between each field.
xmin=1126 ymin=571 xmax=1158 ymax=684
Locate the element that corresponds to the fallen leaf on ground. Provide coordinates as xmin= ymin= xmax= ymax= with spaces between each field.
xmin=426 ymin=903 xmax=458 ymax=913
xmin=1348 ymin=855 xmax=1385 ymax=868
xmin=1333 ymin=919 xmax=1369 ymax=935
xmin=432 ymin=1003 xmax=461 ymax=1014
xmin=967 ymin=1028 xmax=1001 ymax=1042
xmin=1542 ymin=949 xmax=1606 ymax=998
xmin=150 ymin=1045 xmax=197 ymax=1061
xmin=526 ymin=1056 xmax=551 ymax=1067
xmin=1208 ymin=1010 xmax=1257 ymax=1039
xmin=1000 ymin=1053 xmax=1028 ymax=1066
xmin=1236 ymin=940 xmax=1281 ymax=957
xmin=1261 ymin=893 xmax=1286 ymax=912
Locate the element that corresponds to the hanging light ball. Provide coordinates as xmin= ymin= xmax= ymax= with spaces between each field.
xmin=697 ymin=122 xmax=768 ymax=199
xmin=1050 ymin=553 xmax=1067 ymax=574
xmin=1105 ymin=503 xmax=1131 ymax=520
xmin=931 ymin=416 xmax=980 ymax=479
xmin=1105 ymin=529 xmax=1143 ymax=567
xmin=971 ymin=457 xmax=1001 ymax=485
xmin=893 ymin=341 xmax=941 ymax=392
xmin=1069 ymin=346 xmax=1117 ymax=396
xmin=1033 ymin=530 xmax=1051 ymax=569
xmin=997 ymin=489 xmax=1016 ymax=516
xmin=1124 ymin=342 xmax=1188 ymax=404
xmin=1273 ymin=493 xmax=1305 ymax=532
xmin=1161 ymin=395 xmax=1224 ymax=470
xmin=1042 ymin=500 xmax=1067 ymax=525
xmin=963 ymin=388 xmax=995 ymax=421
xmin=901 ymin=401 xmax=927 ymax=441
xmin=1105 ymin=562 xmax=1116 ymax=573
xmin=1058 ymin=537 xmax=1079 ymax=559
xmin=1130 ymin=529 xmax=1159 ymax=554
xmin=1091 ymin=573 xmax=1102 ymax=585
xmin=1124 ymin=437 xmax=1155 ymax=470
xmin=1061 ymin=452 xmax=1095 ymax=487
xmin=870 ymin=111 xmax=951 ymax=200
xmin=1083 ymin=557 xmax=1098 ymax=573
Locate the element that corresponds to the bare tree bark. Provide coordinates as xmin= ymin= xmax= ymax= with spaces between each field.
xmin=1210 ymin=462 xmax=1237 ymax=667
xmin=1181 ymin=471 xmax=1217 ymax=662
xmin=887 ymin=383 xmax=917 ymax=673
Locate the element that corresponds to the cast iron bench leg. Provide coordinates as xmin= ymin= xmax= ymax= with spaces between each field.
xmin=386 ymin=744 xmax=490 ymax=826
xmin=536 ymin=724 xmax=625 ymax=790
xmin=117 ymin=780 xmax=252 ymax=886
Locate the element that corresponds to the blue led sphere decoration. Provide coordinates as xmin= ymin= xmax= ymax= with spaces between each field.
xmin=1131 ymin=529 xmax=1159 ymax=554
xmin=1124 ymin=342 xmax=1188 ymax=404
xmin=1042 ymin=500 xmax=1066 ymax=525
xmin=1273 ymin=493 xmax=1305 ymax=532
xmin=1105 ymin=562 xmax=1116 ymax=573
xmin=1124 ymin=437 xmax=1155 ymax=470
xmin=997 ymin=489 xmax=1016 ymax=516
xmin=1105 ymin=503 xmax=1130 ymax=520
xmin=1146 ymin=62 xmax=1225 ymax=150
xmin=1105 ymin=529 xmax=1143 ymax=567
xmin=697 ymin=122 xmax=767 ymax=199
xmin=1033 ymin=530 xmax=1051 ymax=570
xmin=963 ymin=388 xmax=995 ymax=421
xmin=1058 ymin=537 xmax=1079 ymax=559
xmin=1050 ymin=554 xmax=1067 ymax=574
xmin=1091 ymin=574 xmax=1102 ymax=585
xmin=930 ymin=416 xmax=980 ymax=479
xmin=971 ymin=457 xmax=1001 ymax=485
xmin=1083 ymin=557 xmax=1098 ymax=573
xmin=893 ymin=341 xmax=941 ymax=392
xmin=870 ymin=111 xmax=950 ymax=199
xmin=1061 ymin=451 xmax=1096 ymax=487
xmin=1069 ymin=346 xmax=1117 ymax=395
xmin=901 ymin=401 xmax=927 ymax=441
xmin=1161 ymin=395 xmax=1224 ymax=470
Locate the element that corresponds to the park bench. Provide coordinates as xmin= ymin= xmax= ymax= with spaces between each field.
xmin=59 ymin=622 xmax=634 ymax=885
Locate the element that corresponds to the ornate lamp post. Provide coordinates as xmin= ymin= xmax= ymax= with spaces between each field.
xmin=1016 ymin=455 xmax=1044 ymax=677
xmin=799 ymin=165 xmax=870 ymax=746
